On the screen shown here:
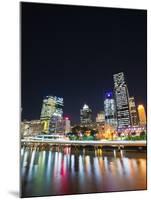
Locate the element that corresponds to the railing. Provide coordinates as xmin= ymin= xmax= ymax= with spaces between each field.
xmin=21 ymin=139 xmax=146 ymax=147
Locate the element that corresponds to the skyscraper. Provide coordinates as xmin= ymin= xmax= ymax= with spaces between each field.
xmin=113 ymin=72 xmax=131 ymax=129
xmin=129 ymin=97 xmax=139 ymax=126
xmin=64 ymin=117 xmax=71 ymax=134
xmin=40 ymin=96 xmax=63 ymax=133
xmin=96 ymin=111 xmax=105 ymax=125
xmin=137 ymin=105 xmax=146 ymax=126
xmin=104 ymin=92 xmax=117 ymax=129
xmin=80 ymin=104 xmax=92 ymax=127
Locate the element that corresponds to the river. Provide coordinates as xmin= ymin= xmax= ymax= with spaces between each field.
xmin=21 ymin=146 xmax=146 ymax=197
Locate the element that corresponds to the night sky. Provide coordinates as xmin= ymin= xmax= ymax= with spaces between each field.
xmin=21 ymin=2 xmax=147 ymax=124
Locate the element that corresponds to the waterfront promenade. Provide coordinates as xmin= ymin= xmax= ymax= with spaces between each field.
xmin=21 ymin=139 xmax=146 ymax=148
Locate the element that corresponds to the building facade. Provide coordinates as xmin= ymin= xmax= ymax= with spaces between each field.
xmin=40 ymin=96 xmax=63 ymax=133
xmin=64 ymin=117 xmax=71 ymax=134
xmin=80 ymin=104 xmax=92 ymax=127
xmin=21 ymin=120 xmax=43 ymax=138
xmin=113 ymin=72 xmax=131 ymax=129
xmin=129 ymin=97 xmax=139 ymax=126
xmin=137 ymin=105 xmax=146 ymax=126
xmin=104 ymin=92 xmax=117 ymax=129
xmin=96 ymin=111 xmax=105 ymax=125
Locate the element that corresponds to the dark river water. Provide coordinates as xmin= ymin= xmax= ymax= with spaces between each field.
xmin=21 ymin=146 xmax=146 ymax=198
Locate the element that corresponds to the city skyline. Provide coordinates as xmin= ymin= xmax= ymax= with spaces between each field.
xmin=22 ymin=71 xmax=146 ymax=126
xmin=21 ymin=3 xmax=147 ymax=123
xmin=20 ymin=3 xmax=147 ymax=197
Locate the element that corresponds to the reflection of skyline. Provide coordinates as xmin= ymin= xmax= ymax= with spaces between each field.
xmin=21 ymin=147 xmax=146 ymax=197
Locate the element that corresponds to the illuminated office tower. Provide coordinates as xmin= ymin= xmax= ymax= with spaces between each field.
xmin=113 ymin=72 xmax=131 ymax=129
xmin=129 ymin=97 xmax=139 ymax=126
xmin=96 ymin=111 xmax=105 ymax=125
xmin=104 ymin=92 xmax=117 ymax=129
xmin=40 ymin=96 xmax=63 ymax=133
xmin=137 ymin=105 xmax=146 ymax=126
xmin=64 ymin=117 xmax=71 ymax=134
xmin=80 ymin=104 xmax=92 ymax=127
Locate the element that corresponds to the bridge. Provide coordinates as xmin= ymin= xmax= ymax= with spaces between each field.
xmin=21 ymin=139 xmax=146 ymax=148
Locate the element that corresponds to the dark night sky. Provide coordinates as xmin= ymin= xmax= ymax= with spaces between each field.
xmin=21 ymin=2 xmax=147 ymax=124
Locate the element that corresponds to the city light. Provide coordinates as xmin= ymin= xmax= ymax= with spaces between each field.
xmin=138 ymin=105 xmax=144 ymax=109
xmin=137 ymin=104 xmax=146 ymax=126
xmin=83 ymin=104 xmax=89 ymax=110
xmin=21 ymin=4 xmax=147 ymax=197
xmin=21 ymin=73 xmax=147 ymax=142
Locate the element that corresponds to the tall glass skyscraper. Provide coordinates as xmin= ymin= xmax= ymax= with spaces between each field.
xmin=80 ymin=104 xmax=92 ymax=127
xmin=113 ymin=72 xmax=131 ymax=129
xmin=104 ymin=92 xmax=117 ymax=129
xmin=40 ymin=96 xmax=63 ymax=133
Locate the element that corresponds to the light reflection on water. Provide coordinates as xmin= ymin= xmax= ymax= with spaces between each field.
xmin=21 ymin=147 xmax=146 ymax=197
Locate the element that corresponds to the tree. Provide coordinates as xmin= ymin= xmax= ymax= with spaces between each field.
xmin=131 ymin=131 xmax=136 ymax=136
xmin=72 ymin=125 xmax=81 ymax=134
xmin=140 ymin=131 xmax=145 ymax=136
